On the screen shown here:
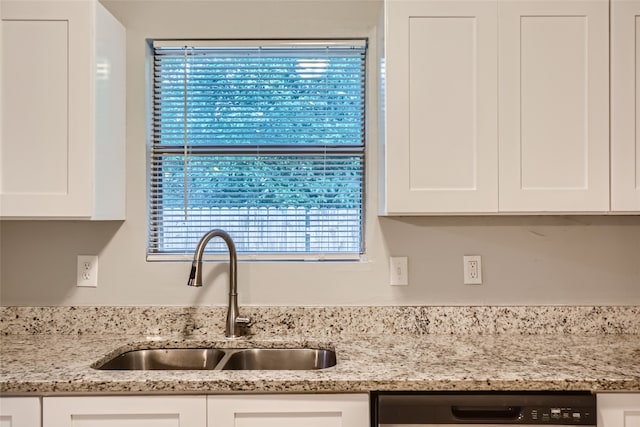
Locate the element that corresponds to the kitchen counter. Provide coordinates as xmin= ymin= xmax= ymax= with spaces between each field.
xmin=1 ymin=332 xmax=639 ymax=394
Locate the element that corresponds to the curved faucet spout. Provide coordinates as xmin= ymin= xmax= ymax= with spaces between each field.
xmin=187 ymin=229 xmax=249 ymax=338
xmin=187 ymin=229 xmax=237 ymax=289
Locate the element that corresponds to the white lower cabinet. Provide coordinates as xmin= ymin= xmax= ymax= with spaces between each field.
xmin=42 ymin=396 xmax=207 ymax=427
xmin=0 ymin=397 xmax=41 ymax=427
xmin=41 ymin=394 xmax=369 ymax=427
xmin=207 ymin=394 xmax=369 ymax=427
xmin=597 ymin=393 xmax=640 ymax=427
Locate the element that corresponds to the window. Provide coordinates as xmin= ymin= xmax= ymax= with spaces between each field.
xmin=148 ymin=40 xmax=367 ymax=260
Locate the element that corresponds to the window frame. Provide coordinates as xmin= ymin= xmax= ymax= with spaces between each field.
xmin=146 ymin=39 xmax=368 ymax=262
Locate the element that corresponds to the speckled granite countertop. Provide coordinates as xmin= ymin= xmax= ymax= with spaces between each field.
xmin=1 ymin=306 xmax=639 ymax=394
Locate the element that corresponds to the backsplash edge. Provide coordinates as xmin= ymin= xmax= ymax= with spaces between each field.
xmin=1 ymin=305 xmax=638 ymax=336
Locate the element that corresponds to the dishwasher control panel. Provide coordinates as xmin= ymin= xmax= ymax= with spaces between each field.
xmin=525 ymin=405 xmax=595 ymax=424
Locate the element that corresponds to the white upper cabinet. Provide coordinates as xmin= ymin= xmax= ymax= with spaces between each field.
xmin=382 ymin=0 xmax=629 ymax=214
xmin=611 ymin=0 xmax=640 ymax=212
xmin=383 ymin=0 xmax=499 ymax=214
xmin=498 ymin=0 xmax=610 ymax=212
xmin=0 ymin=0 xmax=125 ymax=220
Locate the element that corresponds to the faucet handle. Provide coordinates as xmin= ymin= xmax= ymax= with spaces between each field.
xmin=235 ymin=316 xmax=252 ymax=326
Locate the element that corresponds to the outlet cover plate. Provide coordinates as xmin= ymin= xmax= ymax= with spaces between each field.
xmin=463 ymin=255 xmax=482 ymax=285
xmin=77 ymin=255 xmax=98 ymax=287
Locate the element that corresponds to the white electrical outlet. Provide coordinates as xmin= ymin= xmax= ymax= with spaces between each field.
xmin=390 ymin=256 xmax=409 ymax=286
xmin=77 ymin=255 xmax=98 ymax=287
xmin=463 ymin=255 xmax=482 ymax=285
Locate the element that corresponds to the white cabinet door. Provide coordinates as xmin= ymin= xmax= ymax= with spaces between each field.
xmin=207 ymin=394 xmax=369 ymax=427
xmin=0 ymin=397 xmax=41 ymax=427
xmin=0 ymin=0 xmax=125 ymax=220
xmin=42 ymin=396 xmax=206 ymax=427
xmin=611 ymin=0 xmax=640 ymax=212
xmin=598 ymin=394 xmax=640 ymax=427
xmin=498 ymin=0 xmax=610 ymax=212
xmin=383 ymin=0 xmax=498 ymax=214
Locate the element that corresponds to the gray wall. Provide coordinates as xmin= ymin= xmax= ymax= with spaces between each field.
xmin=1 ymin=0 xmax=639 ymax=307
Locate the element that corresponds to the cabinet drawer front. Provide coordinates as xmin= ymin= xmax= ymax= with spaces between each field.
xmin=597 ymin=393 xmax=640 ymax=427
xmin=0 ymin=397 xmax=41 ymax=427
xmin=43 ymin=396 xmax=207 ymax=427
xmin=207 ymin=394 xmax=369 ymax=427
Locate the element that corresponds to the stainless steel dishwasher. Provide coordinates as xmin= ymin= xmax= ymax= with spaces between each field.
xmin=371 ymin=391 xmax=596 ymax=426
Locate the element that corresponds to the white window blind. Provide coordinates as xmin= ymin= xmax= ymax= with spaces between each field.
xmin=148 ymin=40 xmax=366 ymax=259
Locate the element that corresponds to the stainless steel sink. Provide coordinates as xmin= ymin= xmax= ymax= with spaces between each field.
xmin=220 ymin=348 xmax=336 ymax=370
xmin=95 ymin=347 xmax=336 ymax=371
xmin=98 ymin=348 xmax=226 ymax=370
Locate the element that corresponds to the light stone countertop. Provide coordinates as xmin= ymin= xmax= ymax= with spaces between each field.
xmin=1 ymin=332 xmax=639 ymax=394
xmin=1 ymin=306 xmax=639 ymax=395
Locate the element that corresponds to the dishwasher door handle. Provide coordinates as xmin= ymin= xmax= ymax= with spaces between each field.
xmin=451 ymin=405 xmax=522 ymax=421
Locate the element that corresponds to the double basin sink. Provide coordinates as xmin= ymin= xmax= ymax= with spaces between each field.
xmin=96 ymin=347 xmax=336 ymax=371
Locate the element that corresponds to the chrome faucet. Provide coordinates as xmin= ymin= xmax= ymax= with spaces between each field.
xmin=187 ymin=229 xmax=251 ymax=338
